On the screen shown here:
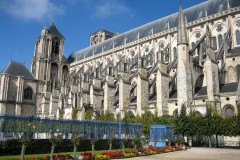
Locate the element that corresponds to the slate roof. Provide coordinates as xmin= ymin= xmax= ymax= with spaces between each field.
xmin=48 ymin=22 xmax=64 ymax=38
xmin=149 ymin=93 xmax=156 ymax=101
xmin=195 ymin=86 xmax=207 ymax=96
xmin=226 ymin=46 xmax=240 ymax=57
xmin=169 ymin=90 xmax=177 ymax=99
xmin=0 ymin=61 xmax=37 ymax=80
xmin=130 ymin=96 xmax=137 ymax=103
xmin=72 ymin=0 xmax=240 ymax=62
xmin=220 ymin=82 xmax=238 ymax=93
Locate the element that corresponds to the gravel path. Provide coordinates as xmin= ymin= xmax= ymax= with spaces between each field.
xmin=116 ymin=147 xmax=240 ymax=160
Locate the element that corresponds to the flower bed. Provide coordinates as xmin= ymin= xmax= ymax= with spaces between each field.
xmin=13 ymin=146 xmax=183 ymax=160
xmin=163 ymin=146 xmax=175 ymax=152
xmin=42 ymin=154 xmax=74 ymax=160
xmin=95 ymin=155 xmax=110 ymax=160
xmin=102 ymin=151 xmax=124 ymax=159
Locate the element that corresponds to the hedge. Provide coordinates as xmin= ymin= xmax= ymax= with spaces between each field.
xmin=0 ymin=139 xmax=134 ymax=156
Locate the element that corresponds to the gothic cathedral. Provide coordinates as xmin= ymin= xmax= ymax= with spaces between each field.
xmin=1 ymin=0 xmax=240 ymax=121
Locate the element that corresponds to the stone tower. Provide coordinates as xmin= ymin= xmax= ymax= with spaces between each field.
xmin=31 ymin=22 xmax=69 ymax=117
xmin=177 ymin=5 xmax=193 ymax=108
xmin=90 ymin=29 xmax=115 ymax=46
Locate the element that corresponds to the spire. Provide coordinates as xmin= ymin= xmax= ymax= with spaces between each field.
xmin=48 ymin=21 xmax=64 ymax=38
xmin=206 ymin=24 xmax=211 ymax=48
xmin=177 ymin=4 xmax=188 ymax=45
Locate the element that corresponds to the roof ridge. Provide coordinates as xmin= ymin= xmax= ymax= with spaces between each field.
xmin=73 ymin=0 xmax=236 ymax=62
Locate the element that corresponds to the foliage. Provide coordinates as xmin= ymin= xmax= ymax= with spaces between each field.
xmin=107 ymin=137 xmax=115 ymax=151
xmin=71 ymin=108 xmax=78 ymax=119
xmin=173 ymin=104 xmax=189 ymax=136
xmin=49 ymin=130 xmax=63 ymax=160
xmin=139 ymin=109 xmax=155 ymax=135
xmin=236 ymin=102 xmax=240 ymax=135
xmin=95 ymin=110 xmax=116 ymax=122
xmin=132 ymin=135 xmax=141 ymax=149
xmin=85 ymin=110 xmax=93 ymax=120
xmin=71 ymin=133 xmax=83 ymax=159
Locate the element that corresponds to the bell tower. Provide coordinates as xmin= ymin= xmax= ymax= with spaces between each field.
xmin=31 ymin=22 xmax=69 ymax=117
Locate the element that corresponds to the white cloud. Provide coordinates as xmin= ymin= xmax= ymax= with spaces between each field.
xmin=91 ymin=0 xmax=133 ymax=19
xmin=0 ymin=0 xmax=64 ymax=21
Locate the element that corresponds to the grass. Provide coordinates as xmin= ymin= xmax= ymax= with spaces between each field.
xmin=0 ymin=149 xmax=124 ymax=160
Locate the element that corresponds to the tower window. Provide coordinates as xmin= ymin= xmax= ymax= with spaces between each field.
xmin=173 ymin=47 xmax=177 ymax=59
xmin=212 ymin=36 xmax=217 ymax=50
xmin=23 ymin=87 xmax=33 ymax=100
xmin=96 ymin=67 xmax=100 ymax=78
xmin=236 ymin=30 xmax=240 ymax=45
xmin=218 ymin=34 xmax=223 ymax=49
xmin=146 ymin=53 xmax=153 ymax=67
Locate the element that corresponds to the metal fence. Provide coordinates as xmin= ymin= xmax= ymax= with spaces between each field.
xmin=0 ymin=114 xmax=142 ymax=141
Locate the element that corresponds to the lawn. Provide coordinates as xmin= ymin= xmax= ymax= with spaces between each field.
xmin=0 ymin=149 xmax=124 ymax=160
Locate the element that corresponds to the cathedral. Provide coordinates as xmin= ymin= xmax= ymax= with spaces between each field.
xmin=1 ymin=0 xmax=240 ymax=121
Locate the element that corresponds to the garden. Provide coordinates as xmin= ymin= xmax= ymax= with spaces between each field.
xmin=1 ymin=102 xmax=240 ymax=159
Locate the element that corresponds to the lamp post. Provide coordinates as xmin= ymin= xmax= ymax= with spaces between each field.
xmin=118 ymin=109 xmax=123 ymax=139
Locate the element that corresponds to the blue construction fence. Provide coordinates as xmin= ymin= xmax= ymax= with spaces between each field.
xmin=150 ymin=125 xmax=175 ymax=147
xmin=0 ymin=114 xmax=142 ymax=141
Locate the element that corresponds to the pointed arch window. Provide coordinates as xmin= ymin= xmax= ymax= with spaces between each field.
xmin=146 ymin=53 xmax=153 ymax=67
xmin=84 ymin=73 xmax=89 ymax=82
xmin=236 ymin=30 xmax=240 ymax=45
xmin=237 ymin=65 xmax=240 ymax=81
xmin=218 ymin=34 xmax=223 ymax=49
xmin=129 ymin=55 xmax=138 ymax=71
xmin=191 ymin=42 xmax=196 ymax=50
xmin=228 ymin=67 xmax=236 ymax=83
xmin=173 ymin=47 xmax=177 ymax=59
xmin=62 ymin=65 xmax=68 ymax=81
xmin=212 ymin=36 xmax=217 ymax=50
xmin=96 ymin=67 xmax=100 ymax=78
xmin=24 ymin=87 xmax=33 ymax=100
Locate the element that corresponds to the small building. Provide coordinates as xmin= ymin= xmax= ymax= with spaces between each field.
xmin=150 ymin=125 xmax=173 ymax=147
xmin=0 ymin=61 xmax=38 ymax=115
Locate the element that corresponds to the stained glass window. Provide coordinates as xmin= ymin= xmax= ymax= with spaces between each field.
xmin=236 ymin=30 xmax=240 ymax=45
xmin=218 ymin=34 xmax=223 ymax=49
xmin=23 ymin=87 xmax=33 ymax=100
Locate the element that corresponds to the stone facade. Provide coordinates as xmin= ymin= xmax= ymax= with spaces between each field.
xmin=1 ymin=0 xmax=240 ymax=121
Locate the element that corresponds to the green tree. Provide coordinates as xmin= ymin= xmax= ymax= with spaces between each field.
xmin=95 ymin=110 xmax=116 ymax=122
xmin=140 ymin=109 xmax=154 ymax=135
xmin=236 ymin=103 xmax=240 ymax=136
xmin=212 ymin=109 xmax=224 ymax=147
xmin=202 ymin=103 xmax=216 ymax=148
xmin=49 ymin=130 xmax=62 ymax=160
xmin=122 ymin=111 xmax=136 ymax=123
xmin=71 ymin=131 xmax=83 ymax=159
xmin=173 ymin=104 xmax=189 ymax=137
xmin=85 ymin=110 xmax=93 ymax=120
xmin=16 ymin=122 xmax=35 ymax=160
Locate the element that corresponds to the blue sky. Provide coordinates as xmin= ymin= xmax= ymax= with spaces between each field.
xmin=0 ymin=0 xmax=206 ymax=70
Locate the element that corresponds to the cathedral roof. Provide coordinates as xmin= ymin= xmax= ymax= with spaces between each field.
xmin=48 ymin=22 xmax=64 ymax=38
xmin=72 ymin=0 xmax=240 ymax=62
xmin=0 ymin=61 xmax=37 ymax=80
